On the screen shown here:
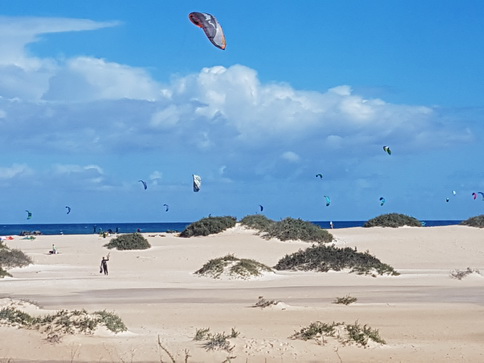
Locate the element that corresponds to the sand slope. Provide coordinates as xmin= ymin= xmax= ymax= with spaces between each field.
xmin=1 ymin=225 xmax=484 ymax=362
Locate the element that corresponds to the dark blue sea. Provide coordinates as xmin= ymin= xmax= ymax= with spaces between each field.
xmin=0 ymin=220 xmax=462 ymax=236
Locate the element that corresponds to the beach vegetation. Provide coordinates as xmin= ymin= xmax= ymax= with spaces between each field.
xmin=333 ymin=295 xmax=358 ymax=305
xmin=364 ymin=213 xmax=422 ymax=227
xmin=239 ymin=214 xmax=275 ymax=232
xmin=461 ymin=215 xmax=484 ymax=228
xmin=193 ymin=327 xmax=239 ymax=353
xmin=274 ymin=245 xmax=399 ymax=276
xmin=195 ymin=254 xmax=273 ymax=279
xmin=262 ymin=217 xmax=333 ymax=243
xmin=291 ymin=320 xmax=385 ymax=347
xmin=0 ymin=306 xmax=127 ymax=342
xmin=0 ymin=242 xmax=32 ymax=278
xmin=104 ymin=232 xmax=151 ymax=250
xmin=180 ymin=216 xmax=237 ymax=237
xmin=449 ymin=267 xmax=481 ymax=280
xmin=253 ymin=296 xmax=280 ymax=308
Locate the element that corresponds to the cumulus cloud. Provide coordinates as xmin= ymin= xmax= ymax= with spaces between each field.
xmin=0 ymin=163 xmax=33 ymax=180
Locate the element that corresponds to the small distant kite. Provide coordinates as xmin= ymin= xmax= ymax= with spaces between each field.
xmin=259 ymin=204 xmax=264 ymax=212
xmin=446 ymin=198 xmax=450 ymax=202
xmin=379 ymin=197 xmax=386 ymax=206
xmin=452 ymin=190 xmax=457 ymax=196
xmin=163 ymin=204 xmax=169 ymax=212
xmin=383 ymin=146 xmax=392 ymax=155
xmin=324 ymin=195 xmax=331 ymax=207
xmin=315 ymin=174 xmax=323 ymax=179
xmin=65 ymin=206 xmax=71 ymax=214
xmin=25 ymin=210 xmax=32 ymax=220
xmin=138 ymin=180 xmax=147 ymax=190
xmin=472 ymin=192 xmax=477 ymax=200
xmin=189 ymin=12 xmax=226 ymax=50
xmin=193 ymin=174 xmax=202 ymax=192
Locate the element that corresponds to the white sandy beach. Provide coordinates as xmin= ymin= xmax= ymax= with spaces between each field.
xmin=1 ymin=224 xmax=484 ymax=362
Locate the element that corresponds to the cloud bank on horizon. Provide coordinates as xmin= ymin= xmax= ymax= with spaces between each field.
xmin=0 ymin=14 xmax=482 ymax=222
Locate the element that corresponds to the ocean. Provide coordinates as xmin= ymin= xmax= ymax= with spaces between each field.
xmin=0 ymin=220 xmax=462 ymax=236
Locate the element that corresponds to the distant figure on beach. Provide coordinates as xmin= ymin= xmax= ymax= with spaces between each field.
xmin=49 ymin=244 xmax=57 ymax=254
xmin=100 ymin=254 xmax=110 ymax=275
xmin=329 ymin=221 xmax=334 ymax=229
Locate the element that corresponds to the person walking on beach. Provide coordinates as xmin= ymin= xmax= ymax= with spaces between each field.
xmin=100 ymin=253 xmax=110 ymax=275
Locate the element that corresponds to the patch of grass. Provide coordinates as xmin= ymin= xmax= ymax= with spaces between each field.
xmin=450 ymin=267 xmax=481 ymax=280
xmin=195 ymin=254 xmax=273 ymax=279
xmin=274 ymin=244 xmax=399 ymax=276
xmin=0 ymin=307 xmax=127 ymax=342
xmin=364 ymin=213 xmax=422 ymax=227
xmin=291 ymin=320 xmax=385 ymax=347
xmin=193 ymin=328 xmax=239 ymax=353
xmin=104 ymin=233 xmax=150 ymax=250
xmin=239 ymin=214 xmax=276 ymax=232
xmin=180 ymin=216 xmax=237 ymax=237
xmin=333 ymin=295 xmax=358 ymax=305
xmin=0 ymin=267 xmax=11 ymax=278
xmin=461 ymin=215 xmax=484 ymax=228
xmin=262 ymin=217 xmax=333 ymax=243
xmin=253 ymin=296 xmax=280 ymax=308
xmin=0 ymin=247 xmax=32 ymax=275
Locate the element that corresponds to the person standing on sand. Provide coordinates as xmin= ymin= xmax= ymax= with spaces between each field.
xmin=100 ymin=253 xmax=110 ymax=275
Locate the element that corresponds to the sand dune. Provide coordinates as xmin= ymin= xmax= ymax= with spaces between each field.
xmin=1 ymin=225 xmax=484 ymax=362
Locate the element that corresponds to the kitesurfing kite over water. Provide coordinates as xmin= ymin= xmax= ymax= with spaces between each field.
xmin=379 ymin=197 xmax=386 ymax=206
xmin=65 ymin=206 xmax=71 ymax=214
xmin=138 ymin=180 xmax=147 ymax=190
xmin=189 ymin=12 xmax=226 ymax=50
xmin=193 ymin=174 xmax=202 ymax=192
xmin=259 ymin=205 xmax=264 ymax=212
xmin=383 ymin=146 xmax=392 ymax=155
xmin=316 ymin=174 xmax=323 ymax=179
xmin=324 ymin=195 xmax=331 ymax=207
xmin=25 ymin=210 xmax=32 ymax=220
xmin=163 ymin=204 xmax=169 ymax=212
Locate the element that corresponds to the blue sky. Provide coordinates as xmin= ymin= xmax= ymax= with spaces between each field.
xmin=1 ymin=1 xmax=484 ymax=223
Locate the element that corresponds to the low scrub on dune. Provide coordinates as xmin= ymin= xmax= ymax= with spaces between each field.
xmin=0 ymin=242 xmax=32 ymax=278
xmin=239 ymin=214 xmax=276 ymax=232
xmin=104 ymin=233 xmax=151 ymax=250
xmin=0 ymin=305 xmax=127 ymax=342
xmin=291 ymin=320 xmax=386 ymax=347
xmin=461 ymin=215 xmax=484 ymax=228
xmin=195 ymin=254 xmax=273 ymax=279
xmin=274 ymin=244 xmax=399 ymax=276
xmin=262 ymin=217 xmax=333 ymax=243
xmin=180 ymin=216 xmax=237 ymax=237
xmin=364 ymin=213 xmax=422 ymax=228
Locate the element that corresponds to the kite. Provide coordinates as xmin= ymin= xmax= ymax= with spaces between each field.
xmin=163 ymin=204 xmax=169 ymax=212
xmin=379 ymin=197 xmax=386 ymax=206
xmin=25 ymin=210 xmax=32 ymax=220
xmin=446 ymin=198 xmax=450 ymax=202
xmin=479 ymin=192 xmax=484 ymax=201
xmin=324 ymin=195 xmax=331 ymax=207
xmin=65 ymin=206 xmax=71 ymax=214
xmin=383 ymin=146 xmax=392 ymax=155
xmin=193 ymin=174 xmax=202 ymax=192
xmin=315 ymin=174 xmax=323 ymax=179
xmin=189 ymin=12 xmax=226 ymax=50
xmin=138 ymin=180 xmax=147 ymax=190
xmin=259 ymin=204 xmax=264 ymax=212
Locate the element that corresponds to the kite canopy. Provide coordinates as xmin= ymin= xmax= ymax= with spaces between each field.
xmin=383 ymin=146 xmax=392 ymax=155
xmin=139 ymin=180 xmax=147 ymax=190
xmin=25 ymin=210 xmax=32 ymax=220
xmin=163 ymin=204 xmax=169 ymax=212
xmin=324 ymin=195 xmax=331 ymax=207
xmin=379 ymin=197 xmax=386 ymax=206
xmin=193 ymin=174 xmax=202 ymax=192
xmin=189 ymin=12 xmax=226 ymax=50
xmin=65 ymin=206 xmax=71 ymax=214
xmin=315 ymin=173 xmax=323 ymax=179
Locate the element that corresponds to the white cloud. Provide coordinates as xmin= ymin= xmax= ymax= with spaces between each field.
xmin=281 ymin=151 xmax=301 ymax=163
xmin=0 ymin=163 xmax=33 ymax=179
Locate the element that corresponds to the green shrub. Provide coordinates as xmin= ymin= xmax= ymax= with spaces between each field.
xmin=274 ymin=244 xmax=399 ymax=276
xmin=179 ymin=216 xmax=237 ymax=237
xmin=333 ymin=295 xmax=358 ymax=305
xmin=262 ymin=217 xmax=333 ymax=243
xmin=0 ymin=267 xmax=11 ymax=278
xmin=195 ymin=254 xmax=273 ymax=279
xmin=239 ymin=214 xmax=276 ymax=232
xmin=0 ymin=248 xmax=33 ymax=269
xmin=461 ymin=215 xmax=484 ymax=228
xmin=291 ymin=320 xmax=386 ymax=346
xmin=364 ymin=213 xmax=422 ymax=227
xmin=104 ymin=233 xmax=150 ymax=250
